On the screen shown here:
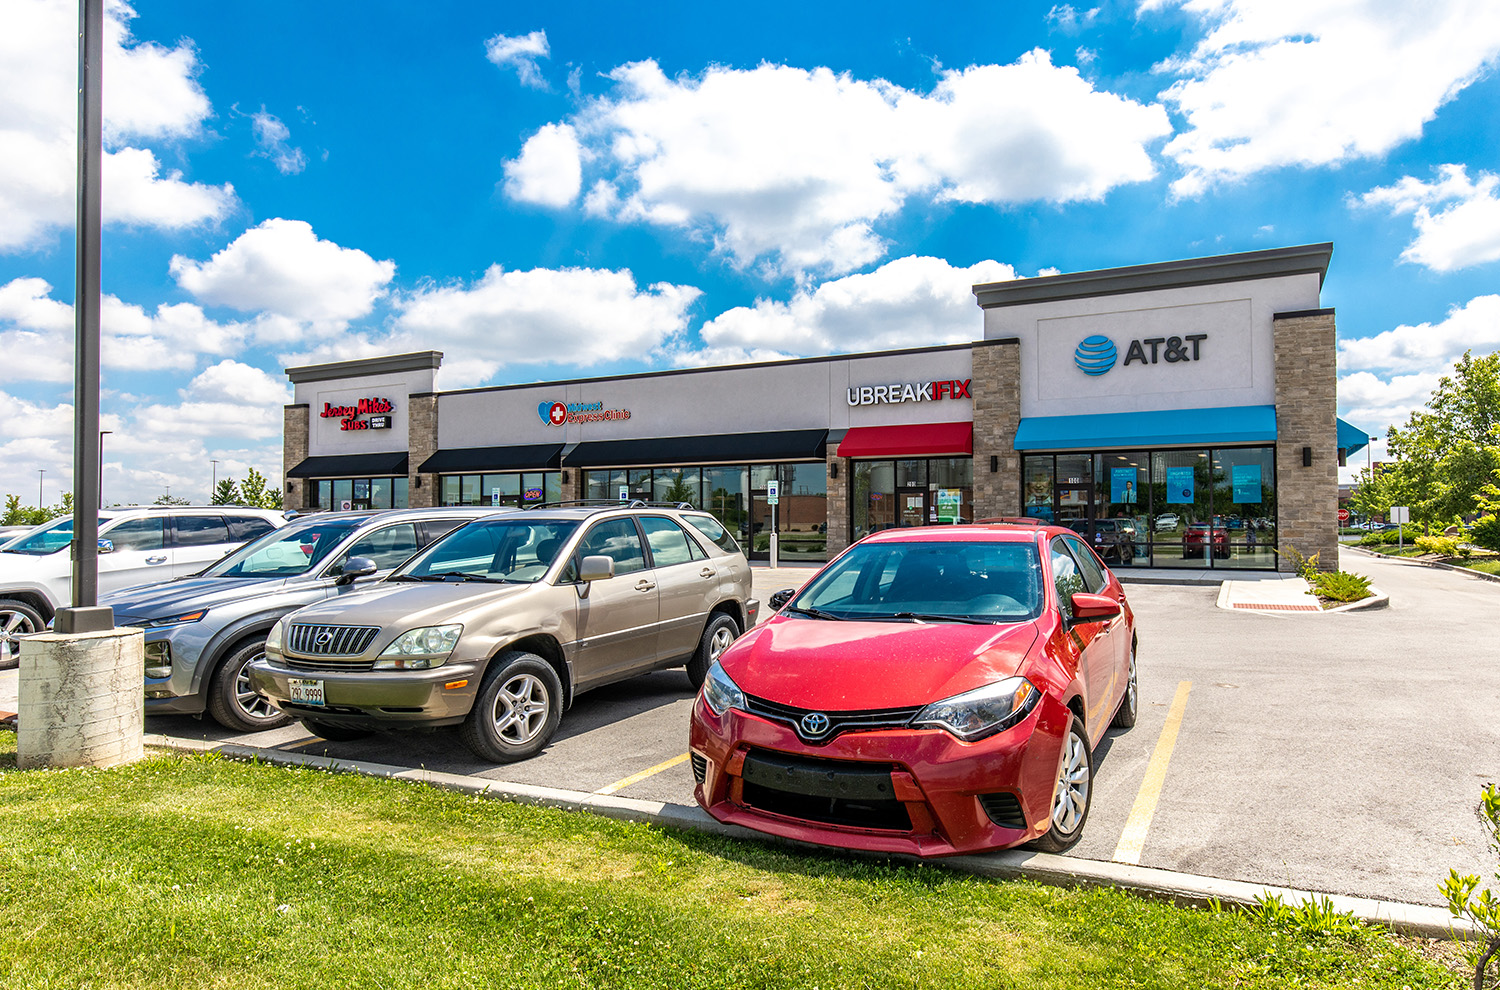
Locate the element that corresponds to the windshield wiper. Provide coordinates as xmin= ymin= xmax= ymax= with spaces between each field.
xmin=884 ymin=612 xmax=996 ymax=625
xmin=784 ymin=605 xmax=846 ymax=621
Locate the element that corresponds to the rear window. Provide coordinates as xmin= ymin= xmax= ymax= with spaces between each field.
xmin=227 ymin=515 xmax=277 ymax=541
xmin=173 ymin=514 xmax=231 ymax=546
xmin=682 ymin=514 xmax=741 ymax=555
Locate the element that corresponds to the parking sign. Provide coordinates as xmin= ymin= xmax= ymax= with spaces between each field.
xmin=766 ymin=480 xmax=779 ymax=505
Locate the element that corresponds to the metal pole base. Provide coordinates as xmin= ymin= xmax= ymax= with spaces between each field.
xmin=54 ymin=606 xmax=114 ymax=634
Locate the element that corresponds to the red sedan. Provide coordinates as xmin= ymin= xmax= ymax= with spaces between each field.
xmin=690 ymin=523 xmax=1136 ymax=857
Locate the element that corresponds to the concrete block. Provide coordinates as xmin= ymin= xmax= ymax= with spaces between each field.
xmin=18 ymin=628 xmax=144 ymax=770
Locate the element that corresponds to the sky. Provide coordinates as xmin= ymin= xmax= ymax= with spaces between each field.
xmin=2 ymin=0 xmax=1499 ymax=506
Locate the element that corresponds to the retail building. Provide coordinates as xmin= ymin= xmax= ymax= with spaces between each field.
xmin=283 ymin=243 xmax=1361 ymax=571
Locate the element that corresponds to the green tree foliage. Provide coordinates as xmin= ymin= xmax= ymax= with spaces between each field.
xmin=661 ymin=472 xmax=698 ymax=507
xmin=1367 ymin=350 xmax=1500 ymax=534
xmin=212 ymin=479 xmax=242 ymax=505
xmin=1441 ymin=783 xmax=1500 ymax=990
xmin=236 ymin=468 xmax=283 ymax=510
xmin=154 ymin=492 xmax=190 ymax=505
xmin=3 ymin=493 xmax=73 ymax=525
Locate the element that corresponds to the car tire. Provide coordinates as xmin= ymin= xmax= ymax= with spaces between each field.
xmin=1027 ymin=715 xmax=1094 ymax=854
xmin=206 ymin=638 xmax=293 ymax=733
xmin=685 ymin=613 xmax=740 ymax=690
xmin=1111 ymin=645 xmax=1138 ymax=729
xmin=296 ymin=719 xmax=371 ymax=742
xmin=0 ymin=599 xmax=43 ymax=670
xmin=459 ymin=652 xmax=563 ymax=763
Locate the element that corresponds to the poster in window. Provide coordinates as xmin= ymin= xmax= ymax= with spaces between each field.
xmin=1166 ymin=467 xmax=1195 ymax=504
xmin=1110 ymin=468 xmax=1137 ymax=504
xmin=1232 ymin=465 xmax=1262 ymax=504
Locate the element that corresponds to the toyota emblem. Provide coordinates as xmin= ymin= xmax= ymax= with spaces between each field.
xmin=314 ymin=631 xmax=334 ymax=649
xmin=800 ymin=712 xmax=830 ymax=737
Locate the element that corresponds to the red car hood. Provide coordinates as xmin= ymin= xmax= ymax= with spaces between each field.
xmin=719 ymin=616 xmax=1039 ymax=710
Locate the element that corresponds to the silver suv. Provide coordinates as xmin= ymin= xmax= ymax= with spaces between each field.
xmin=0 ymin=505 xmax=286 ymax=668
xmin=102 ymin=507 xmax=504 ymax=732
xmin=249 ymin=503 xmax=757 ymax=762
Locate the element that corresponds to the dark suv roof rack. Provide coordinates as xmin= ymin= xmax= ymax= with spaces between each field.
xmin=521 ymin=499 xmax=696 ymax=511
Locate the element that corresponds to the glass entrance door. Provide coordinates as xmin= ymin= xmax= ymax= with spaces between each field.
xmin=1055 ymin=484 xmax=1093 ymax=535
xmin=897 ymin=488 xmax=929 ymax=528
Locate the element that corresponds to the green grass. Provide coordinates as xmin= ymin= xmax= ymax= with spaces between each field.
xmin=1363 ymin=545 xmax=1500 ymax=574
xmin=0 ymin=731 xmax=1463 ymax=989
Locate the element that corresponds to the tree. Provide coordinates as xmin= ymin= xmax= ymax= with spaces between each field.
xmin=212 ymin=479 xmax=241 ymax=505
xmin=237 ymin=468 xmax=283 ymax=510
xmin=154 ymin=492 xmax=190 ymax=506
xmin=662 ymin=471 xmax=698 ymax=507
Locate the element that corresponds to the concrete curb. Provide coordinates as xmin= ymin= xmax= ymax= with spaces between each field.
xmin=1324 ymin=588 xmax=1390 ymax=612
xmin=145 ymin=734 xmax=1476 ymax=941
xmin=1346 ymin=545 xmax=1500 ymax=585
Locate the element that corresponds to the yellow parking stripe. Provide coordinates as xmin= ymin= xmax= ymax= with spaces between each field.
xmin=594 ymin=752 xmax=691 ymax=796
xmin=278 ymin=735 xmax=328 ymax=750
xmin=1112 ymin=680 xmax=1192 ymax=865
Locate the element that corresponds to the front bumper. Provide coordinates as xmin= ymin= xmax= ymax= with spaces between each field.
xmin=248 ymin=657 xmax=485 ymax=729
xmin=689 ymin=691 xmax=1072 ymax=857
xmin=140 ymin=628 xmax=210 ymax=715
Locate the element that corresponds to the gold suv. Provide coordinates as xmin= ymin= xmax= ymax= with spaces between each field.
xmin=249 ymin=503 xmax=757 ymax=762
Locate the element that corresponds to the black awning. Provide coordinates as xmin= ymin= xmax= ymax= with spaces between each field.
xmin=562 ymin=430 xmax=829 ymax=468
xmin=286 ymin=452 xmax=410 ymax=478
xmin=416 ymin=443 xmax=564 ymax=474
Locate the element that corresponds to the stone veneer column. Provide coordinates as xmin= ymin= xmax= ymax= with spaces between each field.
xmin=282 ymin=404 xmax=309 ymax=509
xmin=824 ymin=444 xmax=849 ymax=556
xmin=558 ymin=466 xmax=580 ymax=503
xmin=1273 ymin=310 xmax=1339 ymax=572
xmin=970 ymin=339 xmax=1022 ymax=519
xmin=407 ymin=393 xmax=440 ymax=508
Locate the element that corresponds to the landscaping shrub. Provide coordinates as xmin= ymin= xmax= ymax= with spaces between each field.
xmin=1312 ymin=570 xmax=1372 ymax=603
xmin=1415 ymin=535 xmax=1460 ymax=557
xmin=1359 ymin=524 xmax=1425 ymax=547
xmin=1470 ymin=515 xmax=1500 ymax=552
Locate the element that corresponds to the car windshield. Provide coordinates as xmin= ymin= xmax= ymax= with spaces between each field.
xmin=791 ymin=539 xmax=1043 ymax=623
xmin=0 ymin=515 xmax=114 ymax=556
xmin=393 ymin=518 xmax=579 ymax=583
xmin=202 ymin=519 xmax=362 ymax=578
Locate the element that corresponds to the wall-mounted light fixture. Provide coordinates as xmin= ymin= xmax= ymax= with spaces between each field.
xmin=1337 ymin=447 xmax=1347 ymax=467
xmin=1302 ymin=446 xmax=1313 ymax=467
xmin=414 ymin=475 xmax=423 ymax=488
xmin=989 ymin=455 xmax=999 ymax=473
xmin=828 ymin=461 xmax=838 ymax=479
xmin=560 ymin=469 xmax=569 ymax=483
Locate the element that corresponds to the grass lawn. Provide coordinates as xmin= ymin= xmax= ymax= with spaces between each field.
xmin=0 ymin=731 xmax=1466 ymax=989
xmin=1361 ymin=545 xmax=1500 ymax=574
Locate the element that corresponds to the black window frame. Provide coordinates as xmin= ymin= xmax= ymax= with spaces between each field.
xmin=170 ymin=513 xmax=232 ymax=548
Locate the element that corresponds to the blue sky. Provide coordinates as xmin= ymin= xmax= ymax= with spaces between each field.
xmin=3 ymin=0 xmax=1499 ymax=505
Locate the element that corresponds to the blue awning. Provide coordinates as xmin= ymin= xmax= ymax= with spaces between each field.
xmin=1014 ymin=405 xmax=1278 ymax=451
xmin=1337 ymin=417 xmax=1374 ymax=456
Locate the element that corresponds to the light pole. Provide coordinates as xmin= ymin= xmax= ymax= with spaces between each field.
xmin=37 ymin=469 xmax=44 ymax=509
xmin=99 ymin=430 xmax=111 ymax=508
xmin=211 ymin=459 xmax=219 ymax=501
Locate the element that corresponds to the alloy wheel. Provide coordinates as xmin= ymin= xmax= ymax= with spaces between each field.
xmin=1126 ymin=649 xmax=1138 ymax=715
xmin=0 ymin=608 xmax=38 ymax=665
xmin=491 ymin=673 xmax=550 ymax=744
xmin=232 ymin=651 xmax=281 ymax=723
xmin=708 ymin=626 xmax=735 ymax=664
xmin=1050 ymin=731 xmax=1091 ymax=835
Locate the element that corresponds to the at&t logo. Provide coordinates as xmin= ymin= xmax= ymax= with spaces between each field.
xmin=1074 ymin=335 xmax=1117 ymax=376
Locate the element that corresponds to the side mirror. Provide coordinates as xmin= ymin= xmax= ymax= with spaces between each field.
xmin=768 ymin=588 xmax=796 ymax=611
xmin=1069 ymin=592 xmax=1121 ymax=623
xmin=578 ymin=555 xmax=615 ymax=583
xmin=97 ymin=538 xmax=114 ymax=554
xmin=336 ymin=556 xmax=378 ymax=586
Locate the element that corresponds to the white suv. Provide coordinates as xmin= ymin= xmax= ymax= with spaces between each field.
xmin=0 ymin=506 xmax=286 ymax=667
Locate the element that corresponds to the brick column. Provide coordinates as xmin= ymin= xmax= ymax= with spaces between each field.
xmin=1273 ymin=310 xmax=1339 ymax=572
xmin=282 ymin=404 xmax=309 ymax=509
xmin=825 ymin=444 xmax=849 ymax=556
xmin=971 ymin=339 xmax=1021 ymax=519
xmin=558 ymin=467 xmax=580 ymax=503
xmin=408 ymin=393 xmax=439 ymax=508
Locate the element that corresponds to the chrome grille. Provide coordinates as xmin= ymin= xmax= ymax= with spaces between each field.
xmin=742 ymin=694 xmax=923 ymax=745
xmin=284 ymin=656 xmax=376 ymax=673
xmin=287 ymin=623 xmax=380 ymax=657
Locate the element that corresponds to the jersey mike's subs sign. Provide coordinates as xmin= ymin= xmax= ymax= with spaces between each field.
xmin=321 ymin=397 xmax=394 ymax=431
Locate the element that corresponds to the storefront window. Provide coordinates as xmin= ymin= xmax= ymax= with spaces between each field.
xmin=1213 ymin=447 xmax=1277 ymax=569
xmin=333 ymin=479 xmax=353 ymax=509
xmin=852 ymin=460 xmax=894 ymax=539
xmin=1023 ymin=456 xmax=1054 ymax=523
xmin=703 ymin=466 xmax=748 ymax=546
xmin=928 ymin=458 xmax=973 ymax=524
xmin=370 ymin=478 xmax=393 ymax=509
xmin=1094 ymin=452 xmax=1148 ymax=566
xmin=1149 ymin=449 xmax=1213 ymax=568
xmin=442 ymin=472 xmax=559 ymax=507
xmin=657 ymin=468 xmax=701 ymax=506
xmin=312 ymin=477 xmax=406 ymax=510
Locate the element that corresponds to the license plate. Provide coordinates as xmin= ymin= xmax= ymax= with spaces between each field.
xmin=288 ymin=678 xmax=325 ymax=707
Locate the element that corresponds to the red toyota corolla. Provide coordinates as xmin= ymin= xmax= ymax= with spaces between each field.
xmin=689 ymin=523 xmax=1136 ymax=857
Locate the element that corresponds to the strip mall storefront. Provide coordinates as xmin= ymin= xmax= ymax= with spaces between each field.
xmin=283 ymin=244 xmax=1352 ymax=572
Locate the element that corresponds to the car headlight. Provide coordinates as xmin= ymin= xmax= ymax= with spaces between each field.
xmin=373 ymin=624 xmax=462 ymax=670
xmin=142 ymin=609 xmax=207 ymax=628
xmin=265 ymin=618 xmax=284 ymax=656
xmin=701 ymin=661 xmax=744 ymax=715
xmin=912 ymin=677 xmax=1040 ymax=741
xmin=143 ymin=640 xmax=172 ymax=679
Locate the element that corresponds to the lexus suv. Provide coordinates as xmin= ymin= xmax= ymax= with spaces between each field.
xmin=0 ymin=506 xmax=285 ymax=668
xmin=102 ymin=507 xmax=503 ymax=731
xmin=249 ymin=503 xmax=758 ymax=762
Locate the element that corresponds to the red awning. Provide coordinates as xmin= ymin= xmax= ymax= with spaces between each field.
xmin=836 ymin=422 xmax=973 ymax=459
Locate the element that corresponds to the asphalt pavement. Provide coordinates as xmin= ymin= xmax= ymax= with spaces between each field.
xmin=4 ymin=549 xmax=1496 ymax=907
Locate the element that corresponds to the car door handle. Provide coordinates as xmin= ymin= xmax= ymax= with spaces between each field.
xmin=699 ymin=567 xmax=715 ymax=578
xmin=635 ymin=580 xmax=656 ymax=592
xmin=146 ymin=555 xmax=168 ymax=565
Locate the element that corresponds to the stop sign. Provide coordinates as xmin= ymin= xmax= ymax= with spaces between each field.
xmin=1338 ymin=507 xmax=1350 ymax=523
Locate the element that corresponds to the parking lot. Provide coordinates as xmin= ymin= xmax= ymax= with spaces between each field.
xmin=4 ymin=547 xmax=1495 ymax=907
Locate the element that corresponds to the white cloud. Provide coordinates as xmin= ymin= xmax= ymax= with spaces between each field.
xmin=484 ymin=30 xmax=550 ymax=89
xmin=170 ymin=219 xmax=396 ymax=326
xmin=543 ymin=53 xmax=1167 ymax=276
xmin=250 ymin=109 xmax=307 ymax=175
xmin=1337 ymin=369 xmax=1444 ymax=434
xmin=1047 ymin=5 xmax=1100 ymax=31
xmin=674 ymin=256 xmax=1019 ymax=363
xmin=504 ymin=123 xmax=582 ymax=206
xmin=184 ymin=359 xmax=292 ymax=406
xmin=1151 ymin=0 xmax=1500 ymax=196
xmin=389 ymin=265 xmax=702 ymax=387
xmin=1355 ymin=165 xmax=1500 ymax=273
xmin=1338 ymin=295 xmax=1500 ymax=375
xmin=0 ymin=0 xmax=234 ymax=250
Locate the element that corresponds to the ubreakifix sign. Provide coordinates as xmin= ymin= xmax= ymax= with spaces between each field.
xmin=321 ymin=397 xmax=394 ymax=431
xmin=538 ymin=400 xmax=632 ymax=426
xmin=847 ymin=379 xmax=971 ymax=406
